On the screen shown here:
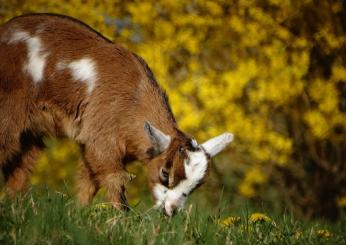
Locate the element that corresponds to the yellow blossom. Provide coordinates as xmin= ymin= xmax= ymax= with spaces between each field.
xmin=219 ymin=216 xmax=241 ymax=227
xmin=304 ymin=110 xmax=330 ymax=139
xmin=337 ymin=196 xmax=346 ymax=208
xmin=249 ymin=213 xmax=271 ymax=223
xmin=239 ymin=182 xmax=255 ymax=198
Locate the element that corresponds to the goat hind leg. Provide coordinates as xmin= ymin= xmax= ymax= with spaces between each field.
xmin=3 ymin=146 xmax=41 ymax=197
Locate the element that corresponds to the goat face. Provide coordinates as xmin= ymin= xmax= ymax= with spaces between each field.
xmin=144 ymin=122 xmax=233 ymax=216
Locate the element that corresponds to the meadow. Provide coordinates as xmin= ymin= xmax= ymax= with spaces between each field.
xmin=1 ymin=1 xmax=346 ymax=244
xmin=0 ymin=188 xmax=345 ymax=245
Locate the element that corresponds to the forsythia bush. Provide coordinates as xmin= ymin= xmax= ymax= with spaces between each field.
xmin=31 ymin=139 xmax=79 ymax=190
xmin=1 ymin=0 xmax=345 ymax=219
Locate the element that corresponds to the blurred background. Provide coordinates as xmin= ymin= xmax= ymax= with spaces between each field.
xmin=0 ymin=0 xmax=345 ymax=221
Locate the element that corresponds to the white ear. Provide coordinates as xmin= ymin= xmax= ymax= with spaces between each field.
xmin=144 ymin=121 xmax=171 ymax=155
xmin=201 ymin=133 xmax=233 ymax=157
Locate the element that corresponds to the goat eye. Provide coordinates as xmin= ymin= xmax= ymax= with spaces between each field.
xmin=160 ymin=168 xmax=169 ymax=181
xmin=162 ymin=170 xmax=169 ymax=178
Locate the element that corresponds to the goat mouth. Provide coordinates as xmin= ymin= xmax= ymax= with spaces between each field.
xmin=164 ymin=208 xmax=177 ymax=217
xmin=154 ymin=198 xmax=178 ymax=217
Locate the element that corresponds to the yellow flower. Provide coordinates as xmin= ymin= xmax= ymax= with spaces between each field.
xmin=219 ymin=216 xmax=241 ymax=227
xmin=304 ymin=110 xmax=329 ymax=139
xmin=249 ymin=213 xmax=271 ymax=223
xmin=337 ymin=196 xmax=346 ymax=208
xmin=239 ymin=182 xmax=255 ymax=198
xmin=317 ymin=229 xmax=332 ymax=239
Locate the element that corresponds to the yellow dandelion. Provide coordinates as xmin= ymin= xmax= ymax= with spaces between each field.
xmin=219 ymin=216 xmax=241 ymax=227
xmin=249 ymin=213 xmax=271 ymax=223
xmin=317 ymin=229 xmax=332 ymax=239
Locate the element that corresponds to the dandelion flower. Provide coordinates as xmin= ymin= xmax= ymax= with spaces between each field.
xmin=249 ymin=213 xmax=271 ymax=223
xmin=219 ymin=216 xmax=241 ymax=227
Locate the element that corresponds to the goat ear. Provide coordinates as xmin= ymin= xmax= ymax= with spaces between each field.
xmin=201 ymin=133 xmax=233 ymax=157
xmin=144 ymin=121 xmax=171 ymax=157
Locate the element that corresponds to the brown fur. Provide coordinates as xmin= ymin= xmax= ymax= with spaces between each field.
xmin=0 ymin=14 xmax=193 ymax=209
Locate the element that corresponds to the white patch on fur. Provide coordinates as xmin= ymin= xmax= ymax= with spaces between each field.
xmin=67 ymin=58 xmax=98 ymax=93
xmin=25 ymin=36 xmax=47 ymax=83
xmin=153 ymin=150 xmax=208 ymax=216
xmin=9 ymin=31 xmax=30 ymax=43
xmin=9 ymin=31 xmax=48 ymax=83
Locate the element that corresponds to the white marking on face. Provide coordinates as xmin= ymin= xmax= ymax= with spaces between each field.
xmin=153 ymin=150 xmax=208 ymax=216
xmin=153 ymin=184 xmax=167 ymax=208
xmin=56 ymin=62 xmax=67 ymax=70
xmin=191 ymin=139 xmax=198 ymax=148
xmin=63 ymin=58 xmax=98 ymax=93
xmin=9 ymin=31 xmax=48 ymax=83
xmin=153 ymin=133 xmax=233 ymax=215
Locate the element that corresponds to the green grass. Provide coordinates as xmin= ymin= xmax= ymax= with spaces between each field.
xmin=0 ymin=188 xmax=345 ymax=244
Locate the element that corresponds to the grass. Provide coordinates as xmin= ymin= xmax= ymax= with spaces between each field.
xmin=0 ymin=188 xmax=345 ymax=244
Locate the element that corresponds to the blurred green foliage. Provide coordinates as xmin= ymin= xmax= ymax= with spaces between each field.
xmin=1 ymin=0 xmax=345 ymax=220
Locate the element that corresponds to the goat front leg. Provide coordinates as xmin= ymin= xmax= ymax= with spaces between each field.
xmin=98 ymin=171 xmax=132 ymax=211
xmin=81 ymin=146 xmax=132 ymax=211
xmin=76 ymin=157 xmax=99 ymax=206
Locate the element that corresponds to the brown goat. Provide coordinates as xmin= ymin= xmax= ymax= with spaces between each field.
xmin=0 ymin=14 xmax=233 ymax=216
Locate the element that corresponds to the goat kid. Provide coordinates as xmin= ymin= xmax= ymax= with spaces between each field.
xmin=0 ymin=14 xmax=233 ymax=216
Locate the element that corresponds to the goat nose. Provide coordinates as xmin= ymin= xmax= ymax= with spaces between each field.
xmin=164 ymin=203 xmax=177 ymax=217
